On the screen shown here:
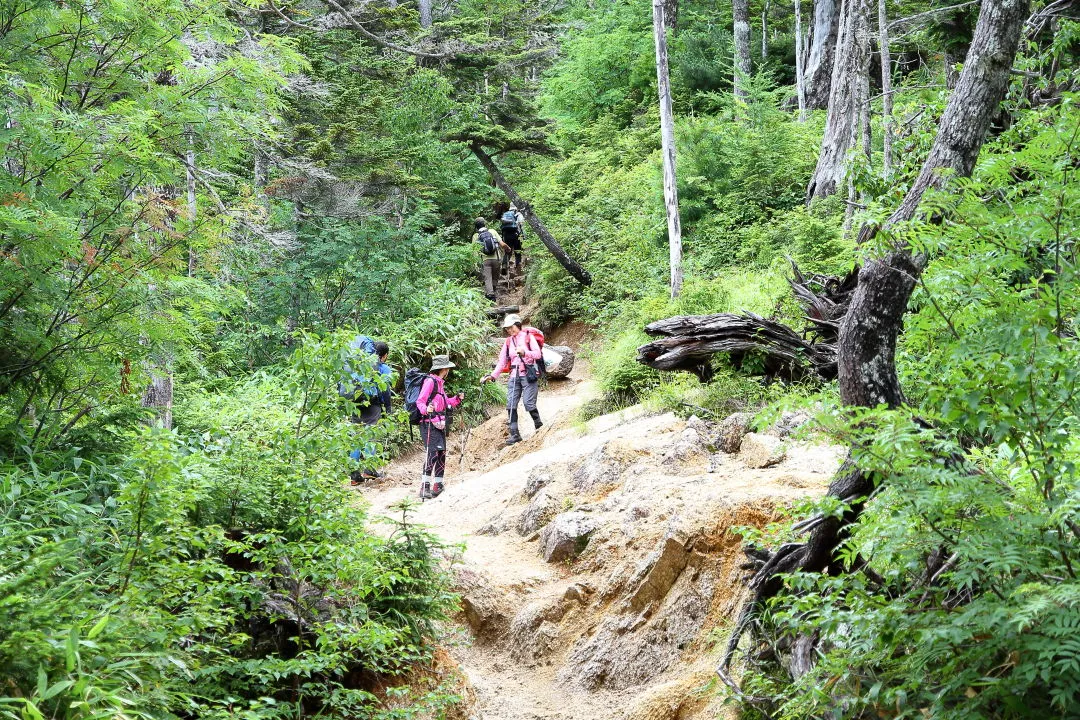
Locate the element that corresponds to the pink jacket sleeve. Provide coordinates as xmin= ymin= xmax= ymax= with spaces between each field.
xmin=523 ymin=334 xmax=541 ymax=361
xmin=489 ymin=340 xmax=510 ymax=380
xmin=417 ymin=377 xmax=436 ymax=414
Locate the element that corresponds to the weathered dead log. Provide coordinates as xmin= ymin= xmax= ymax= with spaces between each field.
xmin=790 ymin=261 xmax=859 ymax=343
xmin=638 ymin=312 xmax=836 ymax=381
xmin=486 ymin=305 xmax=520 ymax=317
xmin=636 ymin=262 xmax=858 ymax=382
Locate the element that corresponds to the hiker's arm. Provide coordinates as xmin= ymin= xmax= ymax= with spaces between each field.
xmin=417 ymin=378 xmax=435 ymax=413
xmin=379 ymin=367 xmax=393 ymax=412
xmin=484 ymin=343 xmax=508 ymax=382
xmin=524 ymin=336 xmax=542 ymax=361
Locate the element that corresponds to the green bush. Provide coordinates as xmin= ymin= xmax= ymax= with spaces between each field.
xmin=0 ymin=333 xmax=459 ymax=720
xmin=739 ymin=94 xmax=1080 ymax=719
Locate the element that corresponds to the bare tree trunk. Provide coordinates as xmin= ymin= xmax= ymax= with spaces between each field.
xmin=186 ymin=132 xmax=197 ymax=277
xmin=470 ymin=145 xmax=592 ymax=286
xmin=733 ymin=0 xmax=753 ymax=101
xmin=419 ymin=0 xmax=432 ymax=27
xmin=141 ymin=368 xmax=173 ymax=429
xmin=795 ymin=0 xmax=807 ymax=120
xmin=762 ymin=0 xmax=770 ymax=59
xmin=721 ymin=0 xmax=1030 ymax=673
xmin=878 ymin=0 xmax=893 ymax=179
xmin=806 ymin=0 xmax=872 ymax=203
xmin=944 ymin=46 xmax=961 ymax=89
xmin=652 ymin=0 xmax=683 ymax=298
xmin=804 ymin=0 xmax=840 ymax=109
xmin=663 ymin=0 xmax=678 ymax=30
xmin=254 ymin=146 xmax=268 ymax=190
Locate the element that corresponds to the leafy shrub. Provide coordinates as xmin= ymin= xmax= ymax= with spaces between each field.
xmin=739 ymin=94 xmax=1080 ymax=719
xmin=0 ymin=333 xmax=458 ymax=720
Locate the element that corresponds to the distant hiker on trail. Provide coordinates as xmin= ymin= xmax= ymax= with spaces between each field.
xmin=500 ymin=205 xmax=525 ymax=276
xmin=481 ymin=314 xmax=543 ymax=445
xmin=415 ymin=355 xmax=463 ymax=500
xmin=473 ymin=217 xmax=507 ymax=301
xmin=344 ymin=338 xmax=393 ymax=484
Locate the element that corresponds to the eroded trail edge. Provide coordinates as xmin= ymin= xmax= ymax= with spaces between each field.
xmin=362 ymin=367 xmax=843 ymax=720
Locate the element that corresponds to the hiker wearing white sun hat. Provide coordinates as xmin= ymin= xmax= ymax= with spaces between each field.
xmin=481 ymin=314 xmax=543 ymax=445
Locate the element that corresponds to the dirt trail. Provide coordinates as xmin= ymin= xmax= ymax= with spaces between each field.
xmin=358 ymin=339 xmax=844 ymax=720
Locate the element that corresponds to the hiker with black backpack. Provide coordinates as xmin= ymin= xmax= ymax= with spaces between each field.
xmin=413 ymin=355 xmax=463 ymax=499
xmin=500 ymin=206 xmax=524 ymax=276
xmin=481 ymin=314 xmax=543 ymax=446
xmin=473 ymin=217 xmax=508 ymax=300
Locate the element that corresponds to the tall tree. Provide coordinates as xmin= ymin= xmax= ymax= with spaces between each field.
xmin=795 ymin=0 xmax=808 ymax=120
xmin=762 ymin=0 xmax=770 ymax=59
xmin=804 ymin=0 xmax=841 ymax=109
xmin=878 ymin=0 xmax=894 ymax=179
xmin=734 ymin=0 xmax=753 ymax=101
xmin=806 ymin=0 xmax=872 ymax=202
xmin=652 ymin=0 xmax=683 ymax=298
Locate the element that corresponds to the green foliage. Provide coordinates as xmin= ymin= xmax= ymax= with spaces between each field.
xmin=1 ymin=334 xmax=457 ymax=720
xmin=741 ymin=95 xmax=1080 ymax=719
xmin=0 ymin=0 xmax=301 ymax=452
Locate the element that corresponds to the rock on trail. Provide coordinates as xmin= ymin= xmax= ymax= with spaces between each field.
xmin=360 ymin=368 xmax=843 ymax=720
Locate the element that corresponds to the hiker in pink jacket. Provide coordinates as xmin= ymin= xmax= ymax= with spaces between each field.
xmin=416 ymin=355 xmax=462 ymax=499
xmin=481 ymin=314 xmax=543 ymax=445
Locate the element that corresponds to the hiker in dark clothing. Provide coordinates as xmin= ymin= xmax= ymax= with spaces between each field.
xmin=500 ymin=206 xmax=524 ymax=276
xmin=349 ymin=340 xmax=394 ymax=484
xmin=416 ymin=355 xmax=463 ymax=499
xmin=473 ymin=217 xmax=507 ymax=301
xmin=481 ymin=314 xmax=542 ymax=445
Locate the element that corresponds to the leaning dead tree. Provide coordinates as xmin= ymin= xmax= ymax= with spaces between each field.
xmin=636 ymin=263 xmax=857 ymax=382
xmin=717 ymin=0 xmax=1030 ymax=675
xmin=470 ymin=144 xmax=592 ymax=286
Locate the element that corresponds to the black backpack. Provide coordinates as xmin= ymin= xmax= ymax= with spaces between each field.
xmin=477 ymin=228 xmax=498 ymax=256
xmin=404 ymin=368 xmax=447 ymax=425
xmin=500 ymin=211 xmax=520 ymax=242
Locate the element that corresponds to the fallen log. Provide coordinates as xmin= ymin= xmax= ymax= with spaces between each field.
xmin=486 ymin=305 xmax=520 ymax=317
xmin=635 ymin=262 xmax=858 ymax=382
xmin=638 ymin=312 xmax=837 ymax=382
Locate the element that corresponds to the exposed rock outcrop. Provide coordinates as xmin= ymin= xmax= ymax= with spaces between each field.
xmin=738 ymin=432 xmax=787 ymax=468
xmin=540 ymin=511 xmax=599 ymax=562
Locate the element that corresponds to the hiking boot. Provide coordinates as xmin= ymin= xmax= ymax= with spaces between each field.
xmin=505 ymin=435 xmax=522 ymax=446
xmin=431 ymin=481 xmax=445 ymax=498
xmin=349 ymin=470 xmax=365 ymax=486
xmin=418 ymin=480 xmax=433 ymax=500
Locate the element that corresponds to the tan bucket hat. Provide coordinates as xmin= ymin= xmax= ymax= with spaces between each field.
xmin=501 ymin=313 xmax=523 ymax=328
xmin=429 ymin=354 xmax=456 ymax=371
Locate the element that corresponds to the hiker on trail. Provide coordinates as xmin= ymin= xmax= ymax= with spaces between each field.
xmin=500 ymin=205 xmax=525 ymax=276
xmin=473 ymin=217 xmax=508 ymax=301
xmin=416 ymin=355 xmax=463 ymax=500
xmin=481 ymin=314 xmax=542 ymax=446
xmin=346 ymin=338 xmax=394 ymax=484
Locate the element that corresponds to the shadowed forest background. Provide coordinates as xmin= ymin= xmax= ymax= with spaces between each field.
xmin=1 ymin=0 xmax=1078 ymax=717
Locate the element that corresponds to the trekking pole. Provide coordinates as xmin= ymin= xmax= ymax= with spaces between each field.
xmin=458 ymin=388 xmax=475 ymax=471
